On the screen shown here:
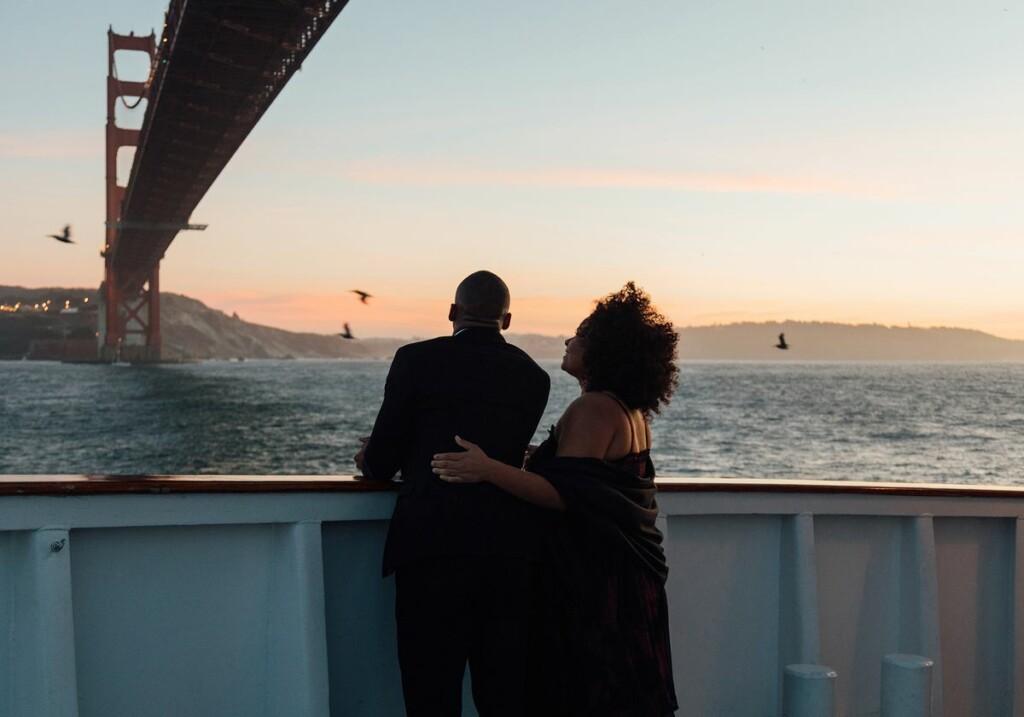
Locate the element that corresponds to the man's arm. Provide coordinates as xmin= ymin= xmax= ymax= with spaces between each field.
xmin=526 ymin=366 xmax=551 ymax=442
xmin=361 ymin=347 xmax=416 ymax=481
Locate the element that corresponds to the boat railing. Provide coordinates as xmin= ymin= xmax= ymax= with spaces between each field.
xmin=2 ymin=474 xmax=1022 ymax=716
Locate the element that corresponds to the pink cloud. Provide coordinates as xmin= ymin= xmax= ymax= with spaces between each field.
xmin=860 ymin=227 xmax=1024 ymax=250
xmin=340 ymin=161 xmax=889 ymax=198
xmin=0 ymin=131 xmax=100 ymax=159
xmin=189 ymin=289 xmax=1024 ymax=340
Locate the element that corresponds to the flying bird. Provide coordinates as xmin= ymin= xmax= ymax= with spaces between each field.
xmin=47 ymin=225 xmax=73 ymax=244
xmin=350 ymin=290 xmax=372 ymax=305
xmin=775 ymin=333 xmax=789 ymax=350
xmin=338 ymin=323 xmax=355 ymax=340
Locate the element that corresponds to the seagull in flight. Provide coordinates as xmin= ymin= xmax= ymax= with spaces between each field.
xmin=47 ymin=225 xmax=73 ymax=244
xmin=350 ymin=290 xmax=372 ymax=305
xmin=775 ymin=333 xmax=789 ymax=350
xmin=338 ymin=323 xmax=355 ymax=340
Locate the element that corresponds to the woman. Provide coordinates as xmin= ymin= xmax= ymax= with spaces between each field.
xmin=431 ymin=282 xmax=679 ymax=716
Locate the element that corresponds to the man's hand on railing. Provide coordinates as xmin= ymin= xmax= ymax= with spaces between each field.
xmin=353 ymin=436 xmax=370 ymax=479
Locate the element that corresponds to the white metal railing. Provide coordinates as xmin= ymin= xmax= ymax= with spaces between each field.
xmin=2 ymin=476 xmax=1023 ymax=716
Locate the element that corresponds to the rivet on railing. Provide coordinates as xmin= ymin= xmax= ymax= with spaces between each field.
xmin=881 ymin=654 xmax=933 ymax=717
xmin=783 ymin=663 xmax=837 ymax=717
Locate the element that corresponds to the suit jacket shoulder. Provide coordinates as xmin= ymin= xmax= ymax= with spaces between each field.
xmin=391 ymin=336 xmax=446 ymax=359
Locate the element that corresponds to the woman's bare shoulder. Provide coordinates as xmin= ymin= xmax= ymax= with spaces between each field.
xmin=555 ymin=393 xmax=621 ymax=458
xmin=566 ymin=391 xmax=623 ymax=415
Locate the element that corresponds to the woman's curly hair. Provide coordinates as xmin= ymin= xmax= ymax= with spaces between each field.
xmin=577 ymin=282 xmax=679 ymax=416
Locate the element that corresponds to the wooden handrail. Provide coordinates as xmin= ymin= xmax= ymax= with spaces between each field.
xmin=2 ymin=474 xmax=1023 ymax=498
xmin=0 ymin=474 xmax=393 ymax=495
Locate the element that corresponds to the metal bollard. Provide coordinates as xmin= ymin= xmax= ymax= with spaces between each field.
xmin=783 ymin=664 xmax=837 ymax=717
xmin=881 ymin=654 xmax=933 ymax=717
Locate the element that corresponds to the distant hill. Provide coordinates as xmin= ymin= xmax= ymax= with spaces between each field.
xmin=2 ymin=286 xmax=1023 ymax=361
xmin=160 ymin=293 xmax=573 ymax=360
xmin=0 ymin=286 xmax=567 ymax=360
xmin=160 ymin=292 xmax=395 ymax=359
xmin=680 ymin=321 xmax=1024 ymax=361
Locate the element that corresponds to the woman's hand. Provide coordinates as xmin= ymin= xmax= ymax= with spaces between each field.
xmin=432 ymin=436 xmax=494 ymax=484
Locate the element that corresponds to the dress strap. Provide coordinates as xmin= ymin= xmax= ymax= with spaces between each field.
xmin=601 ymin=390 xmax=638 ymax=453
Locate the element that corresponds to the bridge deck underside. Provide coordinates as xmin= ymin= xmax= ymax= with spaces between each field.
xmin=114 ymin=0 xmax=349 ymax=293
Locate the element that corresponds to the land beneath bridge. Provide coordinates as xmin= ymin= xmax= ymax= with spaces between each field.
xmin=3 ymin=286 xmax=1023 ymax=362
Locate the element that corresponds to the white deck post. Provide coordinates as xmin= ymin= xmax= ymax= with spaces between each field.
xmin=266 ymin=521 xmax=330 ymax=717
xmin=881 ymin=654 xmax=933 ymax=717
xmin=903 ymin=516 xmax=943 ymax=716
xmin=783 ymin=664 xmax=836 ymax=717
xmin=11 ymin=528 xmax=80 ymax=717
xmin=791 ymin=513 xmax=821 ymax=662
xmin=1012 ymin=518 xmax=1024 ymax=716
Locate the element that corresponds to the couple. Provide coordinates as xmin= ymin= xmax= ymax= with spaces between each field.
xmin=356 ymin=271 xmax=679 ymax=717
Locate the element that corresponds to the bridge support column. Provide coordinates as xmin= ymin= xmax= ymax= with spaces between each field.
xmin=98 ymin=280 xmax=119 ymax=362
xmin=110 ymin=271 xmax=161 ymax=363
xmin=100 ymin=28 xmax=158 ymax=362
xmin=147 ymin=264 xmax=161 ymax=361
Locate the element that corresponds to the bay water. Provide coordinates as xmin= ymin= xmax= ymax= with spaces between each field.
xmin=1 ymin=360 xmax=1022 ymax=484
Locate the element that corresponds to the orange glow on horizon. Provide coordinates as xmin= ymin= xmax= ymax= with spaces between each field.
xmin=201 ymin=291 xmax=595 ymax=338
xmin=196 ymin=290 xmax=1024 ymax=342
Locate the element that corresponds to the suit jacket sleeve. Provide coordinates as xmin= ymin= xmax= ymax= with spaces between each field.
xmin=530 ymin=368 xmax=552 ymax=438
xmin=363 ymin=347 xmax=416 ymax=481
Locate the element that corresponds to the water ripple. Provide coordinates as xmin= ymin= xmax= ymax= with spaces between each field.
xmin=1 ymin=360 xmax=1023 ymax=484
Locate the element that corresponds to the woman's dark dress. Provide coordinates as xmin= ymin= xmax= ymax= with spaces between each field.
xmin=526 ymin=428 xmax=678 ymax=716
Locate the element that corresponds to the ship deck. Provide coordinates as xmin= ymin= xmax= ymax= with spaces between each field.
xmin=3 ymin=474 xmax=1022 ymax=716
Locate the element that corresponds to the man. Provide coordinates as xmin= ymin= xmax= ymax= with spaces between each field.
xmin=356 ymin=271 xmax=551 ymax=716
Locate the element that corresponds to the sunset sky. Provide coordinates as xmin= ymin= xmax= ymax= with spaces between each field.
xmin=2 ymin=1 xmax=1022 ymax=338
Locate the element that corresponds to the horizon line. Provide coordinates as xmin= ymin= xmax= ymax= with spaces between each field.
xmin=2 ymin=285 xmax=1022 ymax=342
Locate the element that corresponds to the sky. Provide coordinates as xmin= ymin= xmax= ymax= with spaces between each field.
xmin=1 ymin=1 xmax=1022 ymax=338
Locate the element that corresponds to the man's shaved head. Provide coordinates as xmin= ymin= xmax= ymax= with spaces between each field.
xmin=451 ymin=271 xmax=511 ymax=329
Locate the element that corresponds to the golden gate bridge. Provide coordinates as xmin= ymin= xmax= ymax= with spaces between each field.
xmin=101 ymin=0 xmax=351 ymax=361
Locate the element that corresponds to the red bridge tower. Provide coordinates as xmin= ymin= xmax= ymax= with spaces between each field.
xmin=100 ymin=29 xmax=159 ymax=363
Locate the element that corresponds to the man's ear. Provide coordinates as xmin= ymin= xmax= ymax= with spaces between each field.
xmin=449 ymin=304 xmax=458 ymax=322
xmin=501 ymin=313 xmax=512 ymax=330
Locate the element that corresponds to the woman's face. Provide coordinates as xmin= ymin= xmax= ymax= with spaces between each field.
xmin=561 ymin=325 xmax=587 ymax=380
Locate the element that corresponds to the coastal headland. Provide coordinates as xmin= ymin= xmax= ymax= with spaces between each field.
xmin=3 ymin=286 xmax=1024 ymax=362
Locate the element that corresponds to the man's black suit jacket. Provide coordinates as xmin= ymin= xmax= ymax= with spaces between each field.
xmin=363 ymin=327 xmax=552 ymax=576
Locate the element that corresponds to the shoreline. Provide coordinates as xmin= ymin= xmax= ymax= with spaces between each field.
xmin=5 ymin=357 xmax=1024 ymax=365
